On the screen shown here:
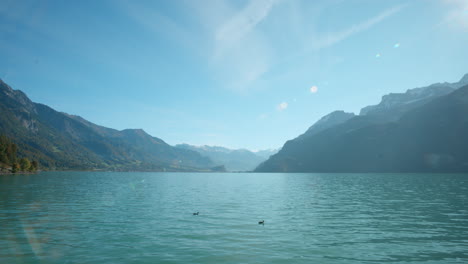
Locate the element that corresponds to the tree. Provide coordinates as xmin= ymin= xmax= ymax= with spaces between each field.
xmin=6 ymin=143 xmax=17 ymax=164
xmin=30 ymin=160 xmax=39 ymax=172
xmin=19 ymin=158 xmax=31 ymax=172
xmin=11 ymin=162 xmax=20 ymax=173
xmin=0 ymin=135 xmax=12 ymax=165
xmin=0 ymin=152 xmax=9 ymax=165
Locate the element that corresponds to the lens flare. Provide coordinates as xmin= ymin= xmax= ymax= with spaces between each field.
xmin=277 ymin=102 xmax=288 ymax=111
xmin=394 ymin=43 xmax=400 ymax=48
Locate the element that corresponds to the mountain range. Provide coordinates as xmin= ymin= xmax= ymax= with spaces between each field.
xmin=0 ymin=79 xmax=222 ymax=172
xmin=256 ymin=73 xmax=468 ymax=173
xmin=176 ymin=144 xmax=277 ymax=171
xmin=3 ymin=73 xmax=468 ymax=173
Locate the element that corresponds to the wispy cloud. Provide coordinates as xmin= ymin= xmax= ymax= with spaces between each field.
xmin=256 ymin=2 xmax=406 ymax=86
xmin=214 ymin=0 xmax=278 ymax=57
xmin=118 ymin=1 xmax=404 ymax=93
xmin=210 ymin=0 xmax=280 ymax=92
xmin=312 ymin=4 xmax=406 ymax=49
xmin=441 ymin=0 xmax=468 ymax=32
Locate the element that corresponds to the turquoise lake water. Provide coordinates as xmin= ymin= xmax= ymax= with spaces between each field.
xmin=1 ymin=172 xmax=468 ymax=263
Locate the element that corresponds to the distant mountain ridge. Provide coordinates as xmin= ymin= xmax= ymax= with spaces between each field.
xmin=359 ymin=74 xmax=468 ymax=122
xmin=176 ymin=144 xmax=277 ymax=171
xmin=0 ymin=79 xmax=219 ymax=171
xmin=256 ymin=73 xmax=468 ymax=173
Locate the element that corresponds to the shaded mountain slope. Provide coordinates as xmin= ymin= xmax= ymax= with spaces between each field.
xmin=256 ymin=80 xmax=468 ymax=173
xmin=296 ymin=111 xmax=355 ymax=141
xmin=0 ymin=80 xmax=216 ymax=171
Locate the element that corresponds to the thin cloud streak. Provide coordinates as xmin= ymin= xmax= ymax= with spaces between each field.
xmin=259 ymin=3 xmax=406 ymax=87
xmin=214 ymin=0 xmax=279 ymax=58
xmin=312 ymin=4 xmax=407 ymax=49
xmin=211 ymin=0 xmax=279 ymax=92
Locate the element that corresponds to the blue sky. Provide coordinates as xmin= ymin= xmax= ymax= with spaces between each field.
xmin=1 ymin=0 xmax=467 ymax=150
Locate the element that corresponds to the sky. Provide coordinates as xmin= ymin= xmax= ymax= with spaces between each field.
xmin=0 ymin=0 xmax=467 ymax=151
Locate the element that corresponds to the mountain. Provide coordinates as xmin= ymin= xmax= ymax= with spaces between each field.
xmin=360 ymin=73 xmax=468 ymax=122
xmin=294 ymin=75 xmax=467 ymax=143
xmin=296 ymin=110 xmax=355 ymax=140
xmin=176 ymin=144 xmax=277 ymax=171
xmin=0 ymin=79 xmax=218 ymax=171
xmin=256 ymin=74 xmax=468 ymax=173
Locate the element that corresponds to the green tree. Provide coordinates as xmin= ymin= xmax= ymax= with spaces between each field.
xmin=0 ymin=135 xmax=11 ymax=165
xmin=30 ymin=160 xmax=39 ymax=172
xmin=7 ymin=143 xmax=17 ymax=164
xmin=19 ymin=158 xmax=31 ymax=172
xmin=11 ymin=162 xmax=20 ymax=173
xmin=0 ymin=152 xmax=9 ymax=165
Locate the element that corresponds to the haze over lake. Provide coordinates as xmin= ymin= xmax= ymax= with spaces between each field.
xmin=2 ymin=172 xmax=467 ymax=263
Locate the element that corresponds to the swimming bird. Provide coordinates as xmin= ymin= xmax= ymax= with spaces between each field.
xmin=193 ymin=212 xmax=199 ymax=215
xmin=258 ymin=220 xmax=264 ymax=225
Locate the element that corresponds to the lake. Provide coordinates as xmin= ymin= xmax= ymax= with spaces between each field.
xmin=1 ymin=172 xmax=468 ymax=263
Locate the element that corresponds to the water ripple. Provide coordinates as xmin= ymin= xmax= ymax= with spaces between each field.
xmin=1 ymin=172 xmax=467 ymax=263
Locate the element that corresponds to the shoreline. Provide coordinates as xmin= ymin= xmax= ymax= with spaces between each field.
xmin=0 ymin=171 xmax=39 ymax=175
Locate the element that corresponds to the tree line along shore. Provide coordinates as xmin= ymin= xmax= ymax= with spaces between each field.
xmin=0 ymin=135 xmax=38 ymax=174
